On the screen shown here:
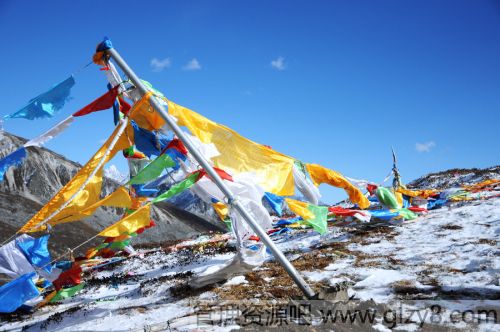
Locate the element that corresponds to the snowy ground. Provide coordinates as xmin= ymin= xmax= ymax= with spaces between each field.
xmin=1 ymin=195 xmax=498 ymax=331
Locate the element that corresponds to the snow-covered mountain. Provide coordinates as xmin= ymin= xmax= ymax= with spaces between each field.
xmin=103 ymin=165 xmax=129 ymax=185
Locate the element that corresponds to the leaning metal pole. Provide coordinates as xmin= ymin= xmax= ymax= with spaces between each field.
xmin=105 ymin=46 xmax=316 ymax=299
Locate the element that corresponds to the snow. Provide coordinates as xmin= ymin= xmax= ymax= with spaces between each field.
xmin=223 ymin=276 xmax=248 ymax=286
xmin=1 ymin=188 xmax=499 ymax=331
xmin=104 ymin=164 xmax=128 ymax=184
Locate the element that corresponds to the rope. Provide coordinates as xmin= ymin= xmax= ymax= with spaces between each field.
xmin=381 ymin=170 xmax=393 ymax=184
xmin=71 ymin=60 xmax=93 ymax=77
xmin=37 ymin=232 xmax=103 ymax=271
xmin=0 ymin=232 xmax=18 ymax=247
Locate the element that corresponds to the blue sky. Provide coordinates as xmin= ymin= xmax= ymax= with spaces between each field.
xmin=1 ymin=0 xmax=499 ymax=203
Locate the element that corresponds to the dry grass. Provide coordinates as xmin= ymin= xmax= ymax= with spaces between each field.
xmin=477 ymin=238 xmax=497 ymax=246
xmin=440 ymin=224 xmax=463 ymax=231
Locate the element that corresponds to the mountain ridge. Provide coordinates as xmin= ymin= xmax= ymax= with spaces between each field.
xmin=0 ymin=130 xmax=224 ymax=257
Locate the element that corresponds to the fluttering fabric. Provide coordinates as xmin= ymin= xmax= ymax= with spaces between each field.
xmin=0 ymin=116 xmax=75 ymax=182
xmin=4 ymin=76 xmax=75 ymax=120
xmin=0 ymin=147 xmax=27 ymax=180
xmin=229 ymin=198 xmax=273 ymax=247
xmin=167 ymin=100 xmax=295 ymax=195
xmin=375 ymin=187 xmax=400 ymax=209
xmin=305 ymin=204 xmax=328 ymax=234
xmin=165 ymin=138 xmax=188 ymax=155
xmin=305 ymin=163 xmax=370 ymax=209
xmin=20 ymin=120 xmax=132 ymax=232
xmin=370 ymin=210 xmax=400 ymax=220
xmin=57 ymin=186 xmax=133 ymax=223
xmin=132 ymin=184 xmax=159 ymax=197
xmin=284 ymin=198 xmax=328 ymax=234
xmin=128 ymin=92 xmax=166 ymax=131
xmin=183 ymin=159 xmax=272 ymax=258
xmin=212 ymin=201 xmax=229 ymax=221
xmin=396 ymin=187 xmax=438 ymax=199
xmin=152 ymin=171 xmax=203 ymax=203
xmin=50 ymin=283 xmax=85 ymax=303
xmin=98 ymin=205 xmax=151 ymax=237
xmin=396 ymin=208 xmax=417 ymax=220
xmin=427 ymin=198 xmax=447 ymax=210
xmin=0 ymin=235 xmax=35 ymax=279
xmin=72 ymin=86 xmax=119 ymax=117
xmin=263 ymin=192 xmax=284 ymax=216
xmin=131 ymin=121 xmax=171 ymax=158
xmin=15 ymin=235 xmax=52 ymax=273
xmin=24 ymin=116 xmax=75 ymax=148
xmin=0 ymin=273 xmax=40 ymax=313
xmin=53 ymin=265 xmax=82 ymax=291
xmin=293 ymin=162 xmax=321 ymax=205
xmin=463 ymin=179 xmax=500 ymax=191
xmin=124 ymin=146 xmax=147 ymax=159
xmin=128 ymin=154 xmax=176 ymax=185
xmin=328 ymin=206 xmax=371 ymax=223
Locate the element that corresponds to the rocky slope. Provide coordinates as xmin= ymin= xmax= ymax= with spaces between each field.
xmin=408 ymin=165 xmax=500 ymax=189
xmin=0 ymin=131 xmax=224 ymax=256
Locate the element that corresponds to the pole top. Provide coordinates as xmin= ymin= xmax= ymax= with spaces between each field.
xmin=97 ymin=37 xmax=113 ymax=52
xmin=93 ymin=37 xmax=114 ymax=66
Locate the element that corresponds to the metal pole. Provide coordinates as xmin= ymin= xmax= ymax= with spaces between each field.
xmin=105 ymin=47 xmax=316 ymax=299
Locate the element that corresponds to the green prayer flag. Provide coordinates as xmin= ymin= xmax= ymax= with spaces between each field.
xmin=300 ymin=204 xmax=328 ymax=235
xmin=376 ymin=187 xmax=399 ymax=209
xmin=109 ymin=239 xmax=131 ymax=250
xmin=95 ymin=243 xmax=108 ymax=250
xmin=128 ymin=154 xmax=176 ymax=185
xmin=50 ymin=283 xmax=85 ymax=303
xmin=396 ymin=208 xmax=417 ymax=220
xmin=152 ymin=172 xmax=201 ymax=204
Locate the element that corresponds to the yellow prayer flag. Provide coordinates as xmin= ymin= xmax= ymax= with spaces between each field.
xmin=98 ymin=205 xmax=151 ymax=238
xmin=284 ymin=198 xmax=315 ymax=220
xmin=305 ymin=164 xmax=370 ymax=209
xmin=20 ymin=122 xmax=133 ymax=233
xmin=395 ymin=187 xmax=437 ymax=199
xmin=462 ymin=179 xmax=500 ymax=191
xmin=212 ymin=201 xmax=228 ymax=221
xmin=394 ymin=190 xmax=403 ymax=209
xmin=128 ymin=92 xmax=166 ymax=131
xmin=167 ymin=100 xmax=295 ymax=195
xmin=56 ymin=186 xmax=133 ymax=223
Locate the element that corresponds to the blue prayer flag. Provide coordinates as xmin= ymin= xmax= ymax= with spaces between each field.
xmin=16 ymin=235 xmax=52 ymax=273
xmin=4 ymin=76 xmax=75 ymax=120
xmin=132 ymin=184 xmax=159 ymax=197
xmin=0 ymin=272 xmax=40 ymax=313
xmin=131 ymin=121 xmax=172 ymax=158
xmin=263 ymin=192 xmax=284 ymax=216
xmin=164 ymin=148 xmax=186 ymax=170
xmin=369 ymin=210 xmax=400 ymax=220
xmin=0 ymin=147 xmax=27 ymax=181
xmin=427 ymin=199 xmax=447 ymax=210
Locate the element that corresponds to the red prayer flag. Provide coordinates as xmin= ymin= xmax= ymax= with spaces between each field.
xmin=198 ymin=168 xmax=233 ymax=182
xmin=408 ymin=206 xmax=427 ymax=213
xmin=53 ymin=265 xmax=82 ymax=291
xmin=73 ymin=86 xmax=119 ymax=117
xmin=165 ymin=138 xmax=188 ymax=155
xmin=118 ymin=96 xmax=132 ymax=115
xmin=328 ymin=206 xmax=368 ymax=217
xmin=367 ymin=184 xmax=378 ymax=195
